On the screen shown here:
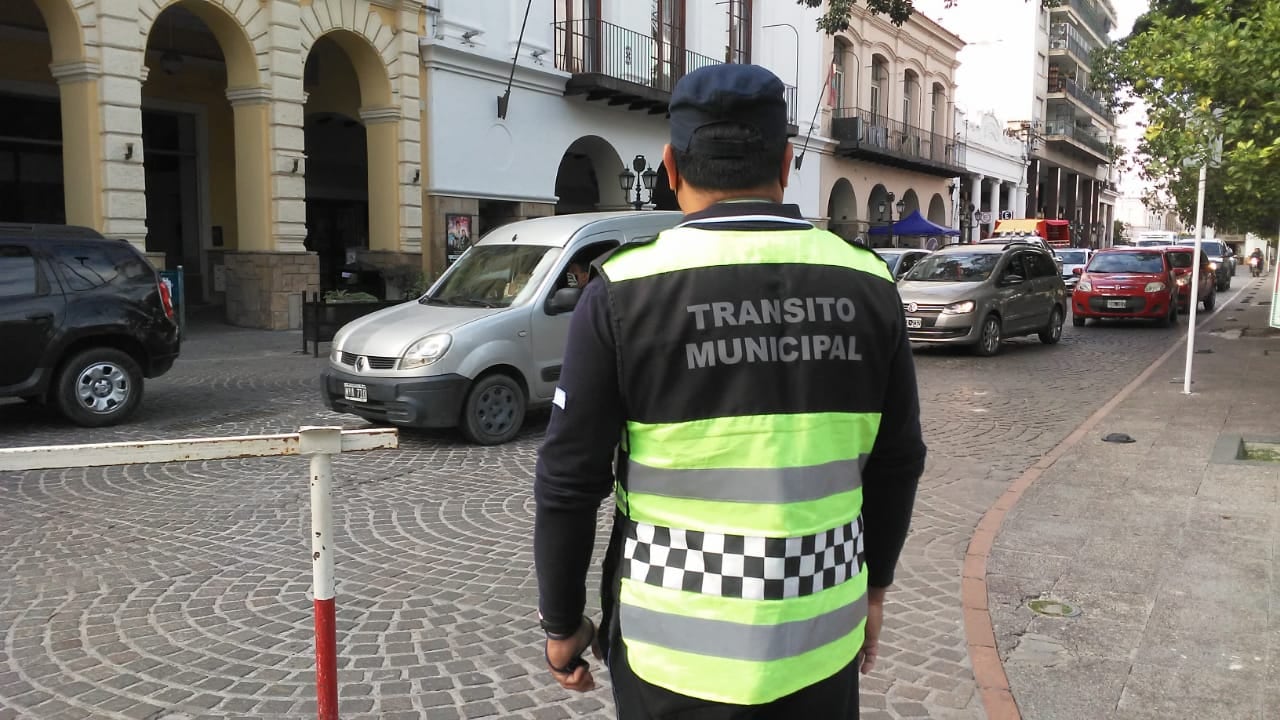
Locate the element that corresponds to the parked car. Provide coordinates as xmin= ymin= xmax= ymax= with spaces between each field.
xmin=1164 ymin=245 xmax=1217 ymax=312
xmin=0 ymin=223 xmax=180 ymax=426
xmin=874 ymin=248 xmax=932 ymax=280
xmin=1071 ymin=248 xmax=1179 ymax=327
xmin=322 ymin=211 xmax=684 ymax=445
xmin=1054 ymin=248 xmax=1092 ymax=290
xmin=897 ymin=241 xmax=1068 ymax=357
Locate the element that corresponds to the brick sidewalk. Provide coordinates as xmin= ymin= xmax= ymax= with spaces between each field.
xmin=982 ymin=273 xmax=1280 ymax=720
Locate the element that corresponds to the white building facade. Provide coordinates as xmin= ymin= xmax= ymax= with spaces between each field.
xmin=955 ymin=110 xmax=1031 ymax=242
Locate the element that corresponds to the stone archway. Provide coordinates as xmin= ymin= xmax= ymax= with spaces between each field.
xmin=554 ymin=136 xmax=627 ymax=214
xmin=303 ymin=29 xmax=398 ymax=260
xmin=827 ymin=179 xmax=858 ymax=241
xmin=1 ymin=0 xmax=98 ymax=226
xmin=900 ymin=189 xmax=921 ymax=217
xmin=927 ymin=193 xmax=947 ymax=225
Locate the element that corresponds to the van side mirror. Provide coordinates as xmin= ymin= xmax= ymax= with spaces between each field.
xmin=1072 ymin=267 xmax=1084 ymax=276
xmin=547 ymin=287 xmax=582 ymax=314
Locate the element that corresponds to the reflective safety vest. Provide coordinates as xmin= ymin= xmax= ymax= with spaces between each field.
xmin=598 ymin=222 xmax=900 ymax=705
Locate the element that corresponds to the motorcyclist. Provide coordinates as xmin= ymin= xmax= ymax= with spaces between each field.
xmin=1249 ymin=248 xmax=1264 ymax=276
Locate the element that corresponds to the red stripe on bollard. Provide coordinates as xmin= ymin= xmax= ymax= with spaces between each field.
xmin=314 ymin=596 xmax=338 ymax=720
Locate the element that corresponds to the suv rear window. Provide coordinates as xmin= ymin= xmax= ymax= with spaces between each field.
xmin=0 ymin=246 xmax=39 ymax=297
xmin=51 ymin=242 xmax=152 ymax=292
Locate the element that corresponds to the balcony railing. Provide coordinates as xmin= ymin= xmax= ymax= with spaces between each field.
xmin=830 ymin=108 xmax=966 ymax=175
xmin=1059 ymin=0 xmax=1112 ymax=41
xmin=1044 ymin=119 xmax=1110 ymax=158
xmin=554 ymin=18 xmax=797 ymax=125
xmin=1049 ymin=23 xmax=1096 ymax=64
xmin=1048 ymin=76 xmax=1113 ymax=120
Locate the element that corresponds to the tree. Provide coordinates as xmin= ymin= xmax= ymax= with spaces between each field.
xmin=1094 ymin=0 xmax=1280 ymax=235
xmin=797 ymin=0 xmax=1060 ymax=32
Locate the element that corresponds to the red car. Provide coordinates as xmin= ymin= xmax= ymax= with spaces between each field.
xmin=1163 ymin=245 xmax=1217 ymax=313
xmin=1072 ymin=248 xmax=1179 ymax=327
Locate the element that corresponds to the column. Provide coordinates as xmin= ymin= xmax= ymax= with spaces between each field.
xmin=267 ymin=0 xmax=307 ymax=254
xmin=95 ymin=5 xmax=148 ymax=248
xmin=360 ymin=106 xmax=403 ymax=254
xmin=986 ymin=177 xmax=999 ymax=237
xmin=226 ymin=88 xmax=275 ymax=252
xmin=969 ymin=173 xmax=984 ymax=243
xmin=1044 ymin=166 xmax=1061 ymax=220
xmin=1026 ymin=159 xmax=1040 ymax=218
xmin=50 ymin=61 xmax=104 ymax=230
xmin=1014 ymin=182 xmax=1028 ymax=220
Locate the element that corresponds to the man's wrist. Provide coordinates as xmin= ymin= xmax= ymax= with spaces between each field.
xmin=539 ymin=612 xmax=583 ymax=639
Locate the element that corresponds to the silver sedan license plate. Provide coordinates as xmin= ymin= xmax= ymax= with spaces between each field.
xmin=343 ymin=383 xmax=368 ymax=402
xmin=906 ymin=317 xmax=923 ymax=329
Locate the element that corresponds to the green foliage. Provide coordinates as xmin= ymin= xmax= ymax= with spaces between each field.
xmin=1113 ymin=220 xmax=1127 ymax=244
xmin=1095 ymin=0 xmax=1280 ymax=235
xmin=796 ymin=0 xmax=1059 ymax=31
xmin=381 ymin=264 xmax=441 ymax=300
xmin=322 ymin=290 xmax=381 ymax=304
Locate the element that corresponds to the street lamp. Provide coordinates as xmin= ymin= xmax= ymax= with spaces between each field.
xmin=877 ymin=192 xmax=905 ymax=247
xmin=618 ymin=154 xmax=658 ymax=211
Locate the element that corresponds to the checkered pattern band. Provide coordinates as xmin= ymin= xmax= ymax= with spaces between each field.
xmin=622 ymin=517 xmax=865 ymax=601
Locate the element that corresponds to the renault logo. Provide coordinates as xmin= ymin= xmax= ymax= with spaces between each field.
xmin=907 ymin=302 xmax=918 ymax=313
xmin=355 ymin=356 xmax=366 ymax=371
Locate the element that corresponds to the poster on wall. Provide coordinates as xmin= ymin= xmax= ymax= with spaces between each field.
xmin=446 ymin=214 xmax=472 ymax=266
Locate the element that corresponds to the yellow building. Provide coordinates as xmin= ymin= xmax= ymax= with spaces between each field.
xmin=1 ymin=0 xmax=427 ymax=328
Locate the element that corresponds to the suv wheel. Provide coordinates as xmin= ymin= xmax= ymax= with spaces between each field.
xmin=1203 ymin=286 xmax=1217 ymax=311
xmin=972 ymin=314 xmax=1003 ymax=357
xmin=1039 ymin=307 xmax=1064 ymax=345
xmin=459 ymin=373 xmax=526 ymax=445
xmin=56 ymin=348 xmax=144 ymax=427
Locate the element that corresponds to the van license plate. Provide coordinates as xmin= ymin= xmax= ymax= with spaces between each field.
xmin=906 ymin=317 xmax=923 ymax=329
xmin=1107 ymin=299 xmax=1127 ymax=309
xmin=343 ymin=383 xmax=367 ymax=402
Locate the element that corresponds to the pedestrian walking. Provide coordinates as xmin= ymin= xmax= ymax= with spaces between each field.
xmin=533 ymin=63 xmax=927 ymax=719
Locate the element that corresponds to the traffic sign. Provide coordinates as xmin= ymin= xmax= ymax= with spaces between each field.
xmin=979 ymin=211 xmax=993 ymax=224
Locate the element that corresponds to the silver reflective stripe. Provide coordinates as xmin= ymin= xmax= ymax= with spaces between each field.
xmin=626 ymin=457 xmax=865 ymax=503
xmin=621 ymin=592 xmax=868 ymax=662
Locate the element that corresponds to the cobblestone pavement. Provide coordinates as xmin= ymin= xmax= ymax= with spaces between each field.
xmin=0 ymin=296 xmax=1224 ymax=719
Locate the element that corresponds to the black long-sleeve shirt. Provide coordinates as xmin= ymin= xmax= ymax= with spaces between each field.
xmin=533 ymin=202 xmax=927 ymax=635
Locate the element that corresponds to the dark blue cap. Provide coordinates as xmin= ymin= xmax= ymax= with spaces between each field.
xmin=669 ymin=64 xmax=788 ymax=157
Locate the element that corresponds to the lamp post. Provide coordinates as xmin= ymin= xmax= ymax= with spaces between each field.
xmin=762 ymin=24 xmax=799 ymax=91
xmin=618 ymin=154 xmax=658 ymax=211
xmin=877 ymin=192 xmax=906 ymax=248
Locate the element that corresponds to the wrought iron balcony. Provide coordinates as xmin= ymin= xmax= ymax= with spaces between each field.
xmin=830 ymin=108 xmax=966 ymax=177
xmin=553 ymin=19 xmax=797 ymax=134
xmin=1047 ymin=76 xmax=1113 ymax=121
xmin=1043 ymin=119 xmax=1111 ymax=160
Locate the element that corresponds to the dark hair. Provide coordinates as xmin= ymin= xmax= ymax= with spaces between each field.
xmin=672 ymin=123 xmax=786 ymax=192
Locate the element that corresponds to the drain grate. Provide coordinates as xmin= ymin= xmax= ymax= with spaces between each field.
xmin=1238 ymin=439 xmax=1280 ymax=463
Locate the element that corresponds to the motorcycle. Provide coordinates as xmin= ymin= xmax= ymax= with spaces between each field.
xmin=1249 ymin=256 xmax=1263 ymax=277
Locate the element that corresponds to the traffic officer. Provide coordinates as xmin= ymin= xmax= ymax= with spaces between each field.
xmin=533 ymin=63 xmax=927 ymax=718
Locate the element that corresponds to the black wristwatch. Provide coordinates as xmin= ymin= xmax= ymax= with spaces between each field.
xmin=539 ymin=612 xmax=582 ymax=640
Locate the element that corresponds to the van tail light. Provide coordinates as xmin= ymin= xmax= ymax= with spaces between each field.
xmin=157 ymin=277 xmax=176 ymax=322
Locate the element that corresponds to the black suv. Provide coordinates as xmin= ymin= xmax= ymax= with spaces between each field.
xmin=0 ymin=223 xmax=180 ymax=426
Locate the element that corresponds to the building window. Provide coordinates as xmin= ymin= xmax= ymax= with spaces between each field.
xmin=870 ymin=58 xmax=886 ymax=120
xmin=832 ymin=41 xmax=847 ymax=108
xmin=652 ymin=0 xmax=686 ymax=88
xmin=726 ymin=0 xmax=751 ymax=64
xmin=903 ymin=71 xmax=918 ymax=126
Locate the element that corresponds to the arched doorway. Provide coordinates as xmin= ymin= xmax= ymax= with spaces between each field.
xmin=900 ymin=189 xmax=920 ymax=217
xmin=554 ymin=136 xmax=626 ymax=214
xmin=927 ymin=193 xmax=947 ymax=225
xmin=142 ymin=2 xmax=256 ymax=303
xmin=303 ymin=30 xmax=397 ymax=292
xmin=0 ymin=0 xmax=82 ymax=224
xmin=827 ymin=179 xmax=858 ymax=242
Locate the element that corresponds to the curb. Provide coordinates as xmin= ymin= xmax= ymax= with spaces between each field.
xmin=960 ymin=277 xmax=1256 ymax=720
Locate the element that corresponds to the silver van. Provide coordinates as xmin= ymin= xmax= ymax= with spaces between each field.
xmin=321 ymin=211 xmax=684 ymax=444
